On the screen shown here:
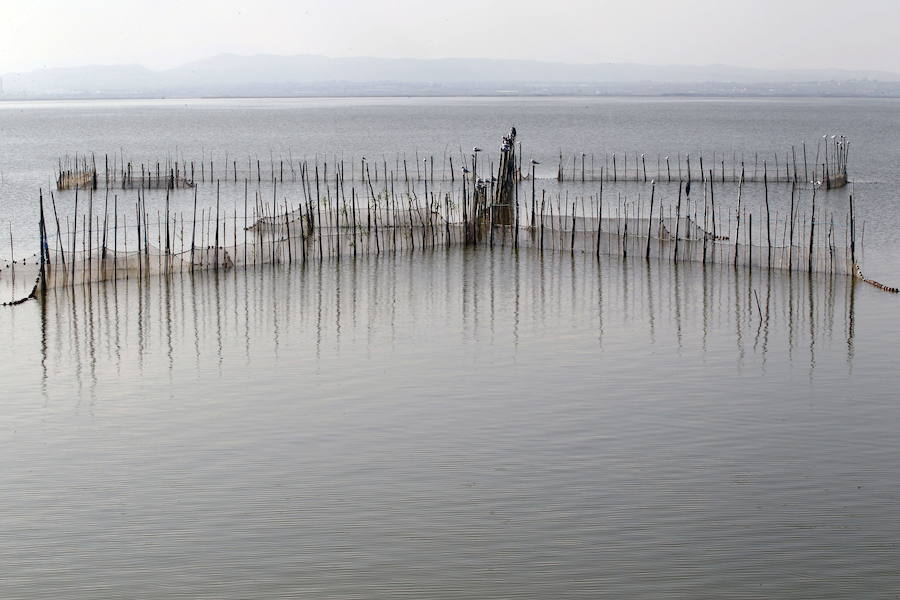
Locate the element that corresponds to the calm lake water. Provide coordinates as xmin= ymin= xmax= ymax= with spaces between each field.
xmin=1 ymin=97 xmax=899 ymax=598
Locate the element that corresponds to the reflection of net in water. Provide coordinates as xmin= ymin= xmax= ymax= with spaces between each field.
xmin=31 ymin=249 xmax=862 ymax=384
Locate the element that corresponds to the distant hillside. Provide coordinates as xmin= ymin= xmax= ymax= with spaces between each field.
xmin=3 ymin=54 xmax=900 ymax=99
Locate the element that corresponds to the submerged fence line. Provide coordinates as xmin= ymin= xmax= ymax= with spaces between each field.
xmin=3 ymin=129 xmax=892 ymax=306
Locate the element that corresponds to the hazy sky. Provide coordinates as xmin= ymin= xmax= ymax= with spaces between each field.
xmin=2 ymin=0 xmax=897 ymax=73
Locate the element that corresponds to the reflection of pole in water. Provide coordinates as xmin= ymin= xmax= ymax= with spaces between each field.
xmin=847 ymin=277 xmax=856 ymax=370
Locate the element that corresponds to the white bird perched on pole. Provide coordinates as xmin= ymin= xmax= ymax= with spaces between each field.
xmin=473 ymin=147 xmax=482 ymax=153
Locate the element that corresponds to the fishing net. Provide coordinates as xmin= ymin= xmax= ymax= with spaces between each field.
xmin=1 ymin=204 xmax=857 ymax=307
xmin=1 ymin=130 xmax=879 ymax=305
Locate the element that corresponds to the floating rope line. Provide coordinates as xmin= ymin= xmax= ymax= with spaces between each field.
xmin=0 ymin=277 xmax=38 ymax=306
xmin=855 ymin=264 xmax=899 ymax=294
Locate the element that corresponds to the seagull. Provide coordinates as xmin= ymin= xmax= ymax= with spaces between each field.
xmin=531 ymin=159 xmax=541 ymax=165
xmin=462 ymin=167 xmax=470 ymax=174
xmin=473 ymin=147 xmax=482 ymax=153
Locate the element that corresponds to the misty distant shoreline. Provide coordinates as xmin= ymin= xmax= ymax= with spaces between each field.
xmin=3 ymin=90 xmax=900 ymax=102
xmin=3 ymin=54 xmax=900 ymax=100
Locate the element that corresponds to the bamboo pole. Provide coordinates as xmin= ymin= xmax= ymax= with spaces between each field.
xmin=849 ymin=193 xmax=856 ymax=266
xmin=764 ymin=165 xmax=771 ymax=268
xmin=645 ymin=181 xmax=655 ymax=259
xmin=190 ymin=186 xmax=198 ymax=270
xmin=809 ymin=184 xmax=818 ymax=273
xmin=734 ymin=169 xmax=744 ymax=267
xmin=674 ymin=181 xmax=682 ymax=261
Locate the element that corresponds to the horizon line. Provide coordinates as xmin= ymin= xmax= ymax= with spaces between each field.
xmin=4 ymin=53 xmax=899 ymax=79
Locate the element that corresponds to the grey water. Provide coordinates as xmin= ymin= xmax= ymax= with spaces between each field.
xmin=1 ymin=97 xmax=900 ymax=598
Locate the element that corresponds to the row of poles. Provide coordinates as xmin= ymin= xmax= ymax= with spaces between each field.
xmin=556 ymin=136 xmax=850 ymax=188
xmin=9 ymin=129 xmax=897 ymax=304
xmin=32 ymin=133 xmax=520 ymax=294
xmin=30 ymin=177 xmax=862 ymax=292
xmin=55 ymin=146 xmax=505 ymax=192
xmin=53 ymin=135 xmax=849 ymax=193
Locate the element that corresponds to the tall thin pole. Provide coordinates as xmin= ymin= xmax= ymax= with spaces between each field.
xmin=645 ymin=181 xmax=655 ymax=259
xmin=734 ymin=169 xmax=744 ymax=267
xmin=190 ymin=186 xmax=198 ymax=269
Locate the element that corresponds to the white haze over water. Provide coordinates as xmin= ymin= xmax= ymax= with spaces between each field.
xmin=2 ymin=0 xmax=899 ymax=74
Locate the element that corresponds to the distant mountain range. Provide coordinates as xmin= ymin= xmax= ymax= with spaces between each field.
xmin=3 ymin=54 xmax=900 ymax=99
